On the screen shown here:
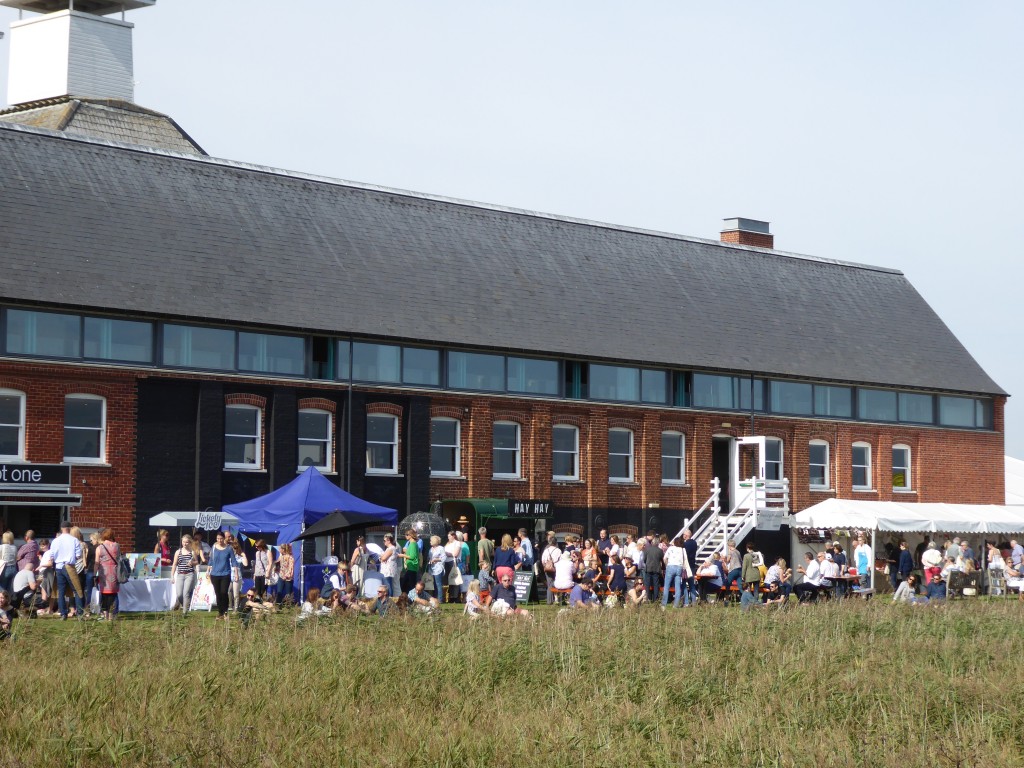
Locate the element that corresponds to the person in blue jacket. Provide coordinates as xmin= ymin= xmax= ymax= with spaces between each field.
xmin=209 ymin=531 xmax=239 ymax=620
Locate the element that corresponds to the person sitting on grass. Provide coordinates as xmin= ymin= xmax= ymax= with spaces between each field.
xmin=924 ymin=573 xmax=947 ymax=602
xmin=464 ymin=579 xmax=484 ymax=618
xmin=569 ymin=578 xmax=599 ymax=609
xmin=11 ymin=562 xmax=38 ymax=614
xmin=625 ymin=580 xmax=646 ymax=606
xmin=373 ymin=584 xmax=393 ymax=617
xmin=298 ymin=588 xmax=331 ymax=622
xmin=489 ymin=572 xmax=528 ymax=617
xmin=0 ymin=590 xmax=15 ymax=640
xmin=740 ymin=581 xmax=761 ymax=611
xmin=408 ymin=580 xmax=439 ymax=613
xmin=892 ymin=574 xmax=919 ymax=603
xmin=239 ymin=588 xmax=275 ymax=628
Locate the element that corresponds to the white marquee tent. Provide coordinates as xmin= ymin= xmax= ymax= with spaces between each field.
xmin=793 ymin=498 xmax=1024 ymax=535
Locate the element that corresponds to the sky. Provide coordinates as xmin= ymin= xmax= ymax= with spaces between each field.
xmin=1 ymin=1 xmax=1021 ymax=456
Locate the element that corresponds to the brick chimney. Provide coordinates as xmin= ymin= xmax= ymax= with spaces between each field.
xmin=720 ymin=217 xmax=773 ymax=249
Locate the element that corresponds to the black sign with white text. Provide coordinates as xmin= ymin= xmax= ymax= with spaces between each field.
xmin=0 ymin=463 xmax=71 ymax=489
xmin=507 ymin=499 xmax=554 ymax=518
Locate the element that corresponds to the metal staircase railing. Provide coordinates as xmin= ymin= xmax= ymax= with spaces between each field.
xmin=673 ymin=477 xmax=720 ymax=543
xmin=685 ymin=477 xmax=791 ymax=565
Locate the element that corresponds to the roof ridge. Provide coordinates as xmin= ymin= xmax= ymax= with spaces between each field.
xmin=0 ymin=119 xmax=902 ymax=276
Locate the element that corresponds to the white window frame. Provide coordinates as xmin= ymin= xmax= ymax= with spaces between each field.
xmin=224 ymin=404 xmax=262 ymax=470
xmin=892 ymin=444 xmax=912 ymax=491
xmin=430 ymin=417 xmax=461 ymax=477
xmin=809 ymin=440 xmax=830 ymax=490
xmin=63 ymin=394 xmax=106 ymax=464
xmin=0 ymin=389 xmax=26 ymax=461
xmin=765 ymin=438 xmax=783 ymax=481
xmin=608 ymin=428 xmax=634 ymax=483
xmin=298 ymin=408 xmax=333 ymax=472
xmin=852 ymin=441 xmax=872 ymax=490
xmin=366 ymin=414 xmax=399 ymax=475
xmin=661 ymin=431 xmax=686 ymax=485
xmin=492 ymin=421 xmax=521 ymax=479
xmin=552 ymin=424 xmax=579 ymax=481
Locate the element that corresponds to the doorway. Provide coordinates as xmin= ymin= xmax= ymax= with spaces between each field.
xmin=711 ymin=436 xmax=733 ymax=513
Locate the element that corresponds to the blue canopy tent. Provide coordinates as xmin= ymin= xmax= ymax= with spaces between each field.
xmin=223 ymin=467 xmax=398 ymax=599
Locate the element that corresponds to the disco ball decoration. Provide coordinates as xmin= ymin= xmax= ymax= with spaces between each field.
xmin=398 ymin=511 xmax=450 ymax=541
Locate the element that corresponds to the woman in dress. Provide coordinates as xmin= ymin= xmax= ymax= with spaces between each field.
xmin=464 ymin=579 xmax=483 ymax=618
xmin=171 ymin=533 xmax=198 ymax=613
xmin=154 ymin=529 xmax=172 ymax=572
xmin=253 ymin=539 xmax=274 ymax=598
xmin=276 ymin=543 xmax=295 ymax=604
xmin=379 ymin=533 xmax=400 ymax=597
xmin=209 ymin=531 xmax=238 ymax=620
xmin=427 ymin=535 xmax=447 ymax=603
xmin=606 ymin=553 xmax=626 ymax=597
xmin=229 ymin=540 xmax=248 ymax=612
xmin=349 ymin=536 xmax=368 ymax=590
xmin=493 ymin=534 xmax=520 ymax=583
xmin=444 ymin=531 xmax=463 ymax=603
xmin=95 ymin=528 xmax=120 ymax=622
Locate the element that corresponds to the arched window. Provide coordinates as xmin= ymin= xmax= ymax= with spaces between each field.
xmin=64 ymin=394 xmax=106 ymax=463
xmin=225 ymin=404 xmax=262 ymax=469
xmin=0 ymin=389 xmax=26 ymax=461
xmin=493 ymin=421 xmax=521 ymax=479
xmin=809 ymin=440 xmax=829 ymax=489
xmin=892 ymin=444 xmax=912 ymax=491
xmin=430 ymin=417 xmax=461 ymax=476
xmin=298 ymin=408 xmax=332 ymax=471
xmin=661 ymin=431 xmax=685 ymax=484
xmin=552 ymin=424 xmax=579 ymax=481
xmin=852 ymin=442 xmax=872 ymax=490
xmin=608 ymin=428 xmax=634 ymax=483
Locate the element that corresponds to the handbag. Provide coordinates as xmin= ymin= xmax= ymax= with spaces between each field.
xmin=451 ymin=567 xmax=463 ymax=586
xmin=423 ymin=572 xmax=435 ymax=591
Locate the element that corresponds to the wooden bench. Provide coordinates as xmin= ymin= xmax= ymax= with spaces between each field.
xmin=548 ymin=587 xmax=573 ymax=604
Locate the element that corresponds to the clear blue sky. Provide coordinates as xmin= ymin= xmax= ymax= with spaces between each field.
xmin=2 ymin=1 xmax=1021 ymax=456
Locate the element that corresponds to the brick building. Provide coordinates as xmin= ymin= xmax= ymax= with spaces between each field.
xmin=0 ymin=2 xmax=1006 ymax=559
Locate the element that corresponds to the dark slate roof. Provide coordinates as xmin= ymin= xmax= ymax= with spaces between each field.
xmin=0 ymin=122 xmax=1005 ymax=396
xmin=0 ymin=98 xmax=205 ymax=155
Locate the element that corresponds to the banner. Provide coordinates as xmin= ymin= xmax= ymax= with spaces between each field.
xmin=130 ymin=553 xmax=161 ymax=580
xmin=188 ymin=571 xmax=216 ymax=612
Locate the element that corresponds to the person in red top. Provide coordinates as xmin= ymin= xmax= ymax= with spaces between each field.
xmin=154 ymin=529 xmax=172 ymax=570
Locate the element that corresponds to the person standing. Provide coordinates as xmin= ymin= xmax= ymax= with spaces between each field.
xmin=379 ymin=533 xmax=401 ymax=598
xmin=477 ymin=527 xmax=494 ymax=575
xmin=518 ymin=528 xmax=535 ymax=571
xmin=642 ymin=531 xmax=664 ymax=601
xmin=741 ymin=541 xmax=761 ymax=599
xmin=541 ymin=532 xmax=562 ymax=605
xmin=596 ymin=529 xmax=611 ymax=565
xmin=154 ymin=529 xmax=172 ymax=572
xmin=171 ymin=534 xmax=199 ymax=613
xmin=896 ymin=540 xmax=914 ymax=586
xmin=252 ymin=540 xmax=274 ymax=599
xmin=0 ymin=531 xmax=17 ymax=594
xmin=95 ymin=528 xmax=121 ymax=622
xmin=854 ymin=536 xmax=873 ymax=589
xmin=662 ymin=537 xmax=689 ymax=608
xmin=209 ymin=531 xmax=238 ymax=621
xmin=681 ymin=529 xmax=699 ymax=605
xmin=398 ymin=529 xmax=421 ymax=594
xmin=276 ymin=543 xmax=295 ymax=604
xmin=724 ymin=539 xmax=743 ymax=592
xmin=229 ymin=540 xmax=248 ymax=612
xmin=349 ymin=536 xmax=368 ymax=591
xmin=16 ymin=530 xmax=38 ymax=573
xmin=50 ymin=524 xmax=84 ymax=621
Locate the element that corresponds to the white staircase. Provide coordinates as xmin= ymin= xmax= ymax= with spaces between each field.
xmin=675 ymin=477 xmax=790 ymax=567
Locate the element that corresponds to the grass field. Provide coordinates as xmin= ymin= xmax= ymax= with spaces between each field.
xmin=2 ymin=600 xmax=1023 ymax=767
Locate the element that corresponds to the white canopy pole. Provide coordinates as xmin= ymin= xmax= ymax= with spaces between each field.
xmin=870 ymin=528 xmax=877 ymax=591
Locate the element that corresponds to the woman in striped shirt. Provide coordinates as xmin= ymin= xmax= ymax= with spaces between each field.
xmin=171 ymin=535 xmax=199 ymax=613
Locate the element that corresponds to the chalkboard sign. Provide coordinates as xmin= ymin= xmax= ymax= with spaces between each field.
xmin=514 ymin=570 xmax=534 ymax=604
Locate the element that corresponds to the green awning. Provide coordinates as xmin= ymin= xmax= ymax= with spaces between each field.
xmin=439 ymin=498 xmax=510 ymax=520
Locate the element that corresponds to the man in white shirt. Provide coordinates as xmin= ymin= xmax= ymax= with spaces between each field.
xmin=819 ymin=552 xmax=840 ymax=596
xmin=794 ymin=551 xmax=824 ymax=602
xmin=553 ymin=549 xmax=576 ymax=592
xmin=49 ymin=524 xmax=84 ymax=620
xmin=540 ymin=533 xmax=562 ymax=604
xmin=854 ymin=537 xmax=873 ymax=589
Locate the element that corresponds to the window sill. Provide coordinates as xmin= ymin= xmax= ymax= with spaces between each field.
xmin=661 ymin=482 xmax=690 ymax=488
xmin=552 ymin=478 xmax=582 ymax=484
xmin=893 ymin=489 xmax=917 ymax=494
xmin=431 ymin=475 xmax=466 ymax=480
xmin=63 ymin=460 xmax=112 ymax=468
xmin=492 ymin=476 xmax=526 ymax=482
xmin=852 ymin=488 xmax=877 ymax=494
xmin=809 ymin=487 xmax=835 ymax=493
xmin=297 ymin=469 xmax=337 ymax=476
xmin=367 ymin=472 xmax=403 ymax=478
xmin=609 ymin=481 xmax=639 ymax=487
xmin=224 ymin=467 xmax=267 ymax=473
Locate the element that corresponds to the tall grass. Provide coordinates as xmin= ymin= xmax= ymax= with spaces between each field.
xmin=2 ymin=601 xmax=1023 ymax=767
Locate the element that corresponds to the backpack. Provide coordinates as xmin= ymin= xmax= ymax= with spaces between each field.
xmin=320 ymin=569 xmax=335 ymax=600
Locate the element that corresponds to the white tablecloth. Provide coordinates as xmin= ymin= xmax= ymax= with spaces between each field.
xmin=91 ymin=578 xmax=175 ymax=612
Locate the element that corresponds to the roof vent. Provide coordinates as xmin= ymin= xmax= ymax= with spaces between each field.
xmin=3 ymin=1 xmax=155 ymax=107
xmin=720 ymin=217 xmax=774 ymax=249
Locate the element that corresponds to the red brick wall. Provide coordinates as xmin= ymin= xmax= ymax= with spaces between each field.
xmin=720 ymin=230 xmax=775 ymax=249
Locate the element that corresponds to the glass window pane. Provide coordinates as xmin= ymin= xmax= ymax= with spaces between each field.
xmin=662 ymin=457 xmax=681 ymax=482
xmin=852 ymin=445 xmax=869 ymax=465
xmin=298 ymin=411 xmax=329 ymax=440
xmin=163 ymin=325 xmax=235 ymax=370
xmin=809 ymin=443 xmax=827 ymax=465
xmin=84 ymin=317 xmax=153 ymax=363
xmin=641 ymin=370 xmax=668 ymax=404
xmin=809 ymin=464 xmax=826 ymax=487
xmin=590 ymin=365 xmax=640 ymax=401
xmin=6 ymin=309 xmax=80 ymax=358
xmin=299 ymin=442 xmax=326 ymax=468
xmin=448 ymin=351 xmax=505 ymax=391
xmin=852 ymin=465 xmax=868 ymax=487
xmin=892 ymin=448 xmax=909 ymax=489
xmin=507 ymin=357 xmax=559 ymax=395
xmin=661 ymin=433 xmax=682 ymax=457
xmin=609 ymin=455 xmax=631 ymax=479
xmin=337 ymin=340 xmax=351 ymax=380
xmin=225 ymin=436 xmax=258 ymax=465
xmin=0 ymin=395 xmax=22 ymax=425
xmin=431 ymin=446 xmax=457 ymax=473
xmin=608 ymin=429 xmax=631 ymax=454
xmin=65 ymin=398 xmax=102 ymax=428
xmin=938 ymin=396 xmax=975 ymax=427
xmin=367 ymin=415 xmax=396 ymax=443
xmin=976 ymin=400 xmax=992 ymax=429
xmin=367 ymin=444 xmax=394 ymax=471
xmin=431 ymin=419 xmax=458 ymax=446
xmin=353 ymin=343 xmax=401 ymax=383
xmin=770 ymin=381 xmax=813 ymax=415
xmin=814 ymin=386 xmax=852 ymax=418
xmin=238 ymin=333 xmax=305 ymax=375
xmin=692 ymin=374 xmax=736 ymax=409
xmin=858 ymin=389 xmax=897 ymax=421
xmin=493 ymin=423 xmax=518 ymax=449
xmin=738 ymin=378 xmax=765 ymax=412
xmin=225 ymin=407 xmax=257 ymax=435
xmin=0 ymin=426 xmax=19 ymax=456
xmin=494 ymin=450 xmax=517 ymax=475
xmin=898 ymin=393 xmax=933 ymax=424
xmin=553 ymin=426 xmax=577 ymax=452
xmin=403 ymin=347 xmax=440 ymax=387
xmin=64 ymin=429 xmax=100 ymax=459
xmin=553 ymin=452 xmax=576 ymax=478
